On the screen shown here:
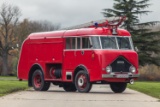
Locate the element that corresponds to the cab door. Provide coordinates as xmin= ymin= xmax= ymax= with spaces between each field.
xmin=75 ymin=37 xmax=93 ymax=70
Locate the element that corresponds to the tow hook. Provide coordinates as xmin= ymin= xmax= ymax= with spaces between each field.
xmin=129 ymin=79 xmax=134 ymax=85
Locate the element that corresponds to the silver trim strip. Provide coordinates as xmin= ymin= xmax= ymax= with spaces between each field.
xmin=102 ymin=74 xmax=140 ymax=78
xmin=66 ymin=72 xmax=72 ymax=76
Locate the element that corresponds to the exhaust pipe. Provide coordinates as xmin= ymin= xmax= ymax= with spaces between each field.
xmin=130 ymin=79 xmax=134 ymax=85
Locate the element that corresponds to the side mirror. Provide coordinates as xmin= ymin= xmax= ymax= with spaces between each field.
xmin=135 ymin=47 xmax=139 ymax=52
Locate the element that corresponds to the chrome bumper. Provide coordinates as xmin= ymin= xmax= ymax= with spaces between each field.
xmin=102 ymin=73 xmax=140 ymax=78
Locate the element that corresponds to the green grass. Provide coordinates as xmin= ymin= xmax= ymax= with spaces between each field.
xmin=0 ymin=76 xmax=28 ymax=97
xmin=0 ymin=76 xmax=18 ymax=81
xmin=128 ymin=81 xmax=160 ymax=99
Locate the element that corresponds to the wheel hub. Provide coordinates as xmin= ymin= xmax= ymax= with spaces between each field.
xmin=78 ymin=77 xmax=84 ymax=87
xmin=34 ymin=75 xmax=41 ymax=88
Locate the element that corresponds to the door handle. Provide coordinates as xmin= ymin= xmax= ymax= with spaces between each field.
xmin=81 ymin=50 xmax=84 ymax=55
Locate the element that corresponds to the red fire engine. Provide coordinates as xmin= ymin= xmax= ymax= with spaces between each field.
xmin=18 ymin=17 xmax=139 ymax=93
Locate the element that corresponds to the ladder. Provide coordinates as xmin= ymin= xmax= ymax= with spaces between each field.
xmin=62 ymin=16 xmax=126 ymax=30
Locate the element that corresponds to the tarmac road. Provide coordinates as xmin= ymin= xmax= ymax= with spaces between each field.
xmin=0 ymin=85 xmax=160 ymax=107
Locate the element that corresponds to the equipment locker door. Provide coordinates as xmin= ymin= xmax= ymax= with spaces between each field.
xmin=63 ymin=38 xmax=76 ymax=80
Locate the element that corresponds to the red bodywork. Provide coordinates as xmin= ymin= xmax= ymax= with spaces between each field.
xmin=18 ymin=27 xmax=139 ymax=84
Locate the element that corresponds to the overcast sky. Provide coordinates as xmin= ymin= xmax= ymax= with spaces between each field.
xmin=0 ymin=0 xmax=160 ymax=28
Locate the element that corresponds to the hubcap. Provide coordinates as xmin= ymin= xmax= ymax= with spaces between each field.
xmin=34 ymin=74 xmax=41 ymax=88
xmin=78 ymin=77 xmax=84 ymax=87
xmin=77 ymin=74 xmax=87 ymax=89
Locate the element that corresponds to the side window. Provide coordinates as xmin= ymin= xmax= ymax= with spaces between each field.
xmin=66 ymin=38 xmax=71 ymax=49
xmin=66 ymin=37 xmax=91 ymax=49
xmin=66 ymin=38 xmax=76 ymax=49
xmin=77 ymin=38 xmax=81 ymax=49
xmin=71 ymin=38 xmax=76 ymax=49
xmin=91 ymin=37 xmax=101 ymax=49
xmin=82 ymin=37 xmax=90 ymax=49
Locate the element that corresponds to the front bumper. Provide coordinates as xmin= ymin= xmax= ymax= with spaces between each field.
xmin=102 ymin=73 xmax=140 ymax=78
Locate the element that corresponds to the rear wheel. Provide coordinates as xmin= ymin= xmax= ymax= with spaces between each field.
xmin=63 ymin=83 xmax=77 ymax=92
xmin=32 ymin=69 xmax=50 ymax=91
xmin=75 ymin=70 xmax=92 ymax=93
xmin=110 ymin=82 xmax=127 ymax=93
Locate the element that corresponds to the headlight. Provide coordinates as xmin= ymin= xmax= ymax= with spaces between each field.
xmin=129 ymin=66 xmax=136 ymax=73
xmin=106 ymin=66 xmax=112 ymax=73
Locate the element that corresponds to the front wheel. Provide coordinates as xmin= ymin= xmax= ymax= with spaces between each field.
xmin=32 ymin=69 xmax=50 ymax=91
xmin=110 ymin=82 xmax=127 ymax=93
xmin=75 ymin=70 xmax=92 ymax=93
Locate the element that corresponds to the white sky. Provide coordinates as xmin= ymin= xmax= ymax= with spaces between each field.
xmin=0 ymin=0 xmax=160 ymax=28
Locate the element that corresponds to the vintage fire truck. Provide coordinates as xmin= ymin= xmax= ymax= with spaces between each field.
xmin=18 ymin=17 xmax=139 ymax=93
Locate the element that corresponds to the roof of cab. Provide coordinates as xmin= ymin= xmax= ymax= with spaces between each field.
xmin=27 ymin=27 xmax=130 ymax=39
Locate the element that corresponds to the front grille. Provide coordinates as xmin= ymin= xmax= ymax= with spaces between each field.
xmin=110 ymin=56 xmax=131 ymax=72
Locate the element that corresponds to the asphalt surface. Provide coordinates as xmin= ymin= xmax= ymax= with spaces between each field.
xmin=0 ymin=85 xmax=160 ymax=107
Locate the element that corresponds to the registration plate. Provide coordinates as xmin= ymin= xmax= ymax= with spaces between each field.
xmin=116 ymin=74 xmax=129 ymax=78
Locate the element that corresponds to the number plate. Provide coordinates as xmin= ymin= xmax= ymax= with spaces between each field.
xmin=116 ymin=74 xmax=129 ymax=78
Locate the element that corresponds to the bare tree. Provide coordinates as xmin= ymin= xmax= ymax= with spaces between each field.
xmin=16 ymin=19 xmax=60 ymax=45
xmin=0 ymin=3 xmax=21 ymax=75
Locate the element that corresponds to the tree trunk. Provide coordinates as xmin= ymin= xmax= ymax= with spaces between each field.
xmin=1 ymin=51 xmax=8 ymax=76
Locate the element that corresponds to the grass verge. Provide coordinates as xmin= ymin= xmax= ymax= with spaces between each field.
xmin=0 ymin=76 xmax=28 ymax=97
xmin=128 ymin=81 xmax=160 ymax=99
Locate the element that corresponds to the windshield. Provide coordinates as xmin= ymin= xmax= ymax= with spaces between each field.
xmin=101 ymin=37 xmax=117 ymax=49
xmin=91 ymin=36 xmax=133 ymax=50
xmin=117 ymin=37 xmax=132 ymax=49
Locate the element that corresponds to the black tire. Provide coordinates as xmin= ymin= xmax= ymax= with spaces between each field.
xmin=32 ymin=69 xmax=50 ymax=91
xmin=63 ymin=83 xmax=77 ymax=92
xmin=110 ymin=82 xmax=127 ymax=93
xmin=75 ymin=70 xmax=92 ymax=93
